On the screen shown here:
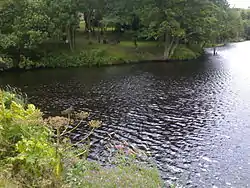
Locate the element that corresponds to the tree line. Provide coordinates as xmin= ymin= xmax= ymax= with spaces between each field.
xmin=240 ymin=9 xmax=250 ymax=39
xmin=0 ymin=0 xmax=249 ymax=67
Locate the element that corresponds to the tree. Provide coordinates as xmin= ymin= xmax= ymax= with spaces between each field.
xmin=45 ymin=0 xmax=80 ymax=50
xmin=0 ymin=0 xmax=50 ymax=66
xmin=101 ymin=0 xmax=141 ymax=46
xmin=137 ymin=0 xmax=230 ymax=59
xmin=241 ymin=9 xmax=250 ymax=39
xmin=0 ymin=0 xmax=80 ymax=65
xmin=0 ymin=0 xmax=247 ymax=67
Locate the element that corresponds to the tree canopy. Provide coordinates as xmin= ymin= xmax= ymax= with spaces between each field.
xmin=0 ymin=0 xmax=248 ymax=67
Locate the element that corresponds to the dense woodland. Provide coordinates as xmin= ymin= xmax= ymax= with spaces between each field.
xmin=0 ymin=0 xmax=250 ymax=69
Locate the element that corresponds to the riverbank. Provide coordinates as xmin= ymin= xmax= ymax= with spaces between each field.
xmin=0 ymin=24 xmax=205 ymax=71
xmin=0 ymin=89 xmax=163 ymax=187
xmin=0 ymin=42 xmax=204 ymax=71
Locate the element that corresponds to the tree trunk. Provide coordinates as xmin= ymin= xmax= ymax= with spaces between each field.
xmin=163 ymin=32 xmax=174 ymax=60
xmin=84 ymin=12 xmax=89 ymax=32
xmin=73 ymin=27 xmax=76 ymax=49
xmin=97 ymin=24 xmax=101 ymax=43
xmin=86 ymin=10 xmax=93 ymax=40
xmin=201 ymin=42 xmax=206 ymax=49
xmin=163 ymin=33 xmax=169 ymax=60
xmin=169 ymin=39 xmax=179 ymax=58
xmin=134 ymin=38 xmax=138 ymax=49
xmin=67 ymin=26 xmax=73 ymax=51
xmin=213 ymin=47 xmax=216 ymax=55
xmin=71 ymin=27 xmax=75 ymax=50
xmin=133 ymin=34 xmax=138 ymax=49
xmin=14 ymin=48 xmax=21 ymax=68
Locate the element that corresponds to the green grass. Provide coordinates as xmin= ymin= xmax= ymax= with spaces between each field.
xmin=65 ymin=159 xmax=163 ymax=188
xmin=1 ymin=158 xmax=163 ymax=188
xmin=78 ymin=21 xmax=86 ymax=32
xmin=71 ymin=29 xmax=201 ymax=63
xmin=0 ymin=179 xmax=18 ymax=188
xmin=37 ymin=34 xmax=201 ymax=69
xmin=75 ymin=30 xmax=162 ymax=59
xmin=171 ymin=45 xmax=202 ymax=60
xmin=205 ymin=43 xmax=226 ymax=48
xmin=72 ymin=33 xmax=163 ymax=62
xmin=82 ymin=165 xmax=162 ymax=188
xmin=40 ymin=25 xmax=203 ymax=64
xmin=119 ymin=41 xmax=157 ymax=47
xmin=78 ymin=21 xmax=115 ymax=32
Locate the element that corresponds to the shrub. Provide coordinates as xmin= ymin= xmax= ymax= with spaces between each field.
xmin=171 ymin=45 xmax=201 ymax=60
xmin=40 ymin=49 xmax=116 ymax=68
xmin=0 ymin=56 xmax=14 ymax=70
xmin=0 ymin=89 xmax=58 ymax=187
xmin=0 ymin=49 xmax=117 ymax=70
xmin=19 ymin=55 xmax=44 ymax=69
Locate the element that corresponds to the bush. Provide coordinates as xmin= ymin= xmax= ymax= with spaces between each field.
xmin=0 ymin=56 xmax=14 ymax=70
xmin=188 ymin=44 xmax=204 ymax=55
xmin=171 ymin=45 xmax=201 ymax=60
xmin=0 ymin=89 xmax=58 ymax=187
xmin=41 ymin=49 xmax=117 ymax=68
xmin=19 ymin=55 xmax=44 ymax=69
xmin=0 ymin=49 xmax=117 ymax=70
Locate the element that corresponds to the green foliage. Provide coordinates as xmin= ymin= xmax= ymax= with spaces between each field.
xmin=0 ymin=0 xmax=246 ymax=69
xmin=2 ymin=86 xmax=28 ymax=107
xmin=0 ymin=0 xmax=80 ymax=67
xmin=64 ymin=152 xmax=163 ymax=188
xmin=1 ymin=0 xmax=247 ymax=69
xmin=241 ymin=9 xmax=250 ymax=39
xmin=41 ymin=49 xmax=116 ymax=68
xmin=171 ymin=46 xmax=200 ymax=60
xmin=65 ymin=161 xmax=162 ymax=188
xmin=0 ymin=56 xmax=14 ymax=70
xmin=0 ymin=0 xmax=50 ymax=51
xmin=19 ymin=55 xmax=43 ymax=69
xmin=0 ymin=89 xmax=58 ymax=187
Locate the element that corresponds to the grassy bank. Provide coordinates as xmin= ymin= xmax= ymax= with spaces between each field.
xmin=0 ymin=88 xmax=163 ymax=187
xmin=205 ymin=43 xmax=226 ymax=48
xmin=0 ymin=27 xmax=204 ymax=71
xmin=0 ymin=41 xmax=204 ymax=70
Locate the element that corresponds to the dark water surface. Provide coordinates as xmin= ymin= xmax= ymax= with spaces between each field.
xmin=1 ymin=42 xmax=250 ymax=187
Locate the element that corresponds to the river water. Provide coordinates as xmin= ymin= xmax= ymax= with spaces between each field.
xmin=1 ymin=42 xmax=250 ymax=187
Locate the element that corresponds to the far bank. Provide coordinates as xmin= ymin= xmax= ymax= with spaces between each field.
xmin=0 ymin=41 xmax=205 ymax=71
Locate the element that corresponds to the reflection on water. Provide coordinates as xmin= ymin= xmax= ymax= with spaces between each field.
xmin=1 ymin=42 xmax=250 ymax=187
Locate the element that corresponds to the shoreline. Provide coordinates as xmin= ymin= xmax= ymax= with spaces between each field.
xmin=0 ymin=41 xmax=206 ymax=72
xmin=0 ymin=54 xmax=207 ymax=73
